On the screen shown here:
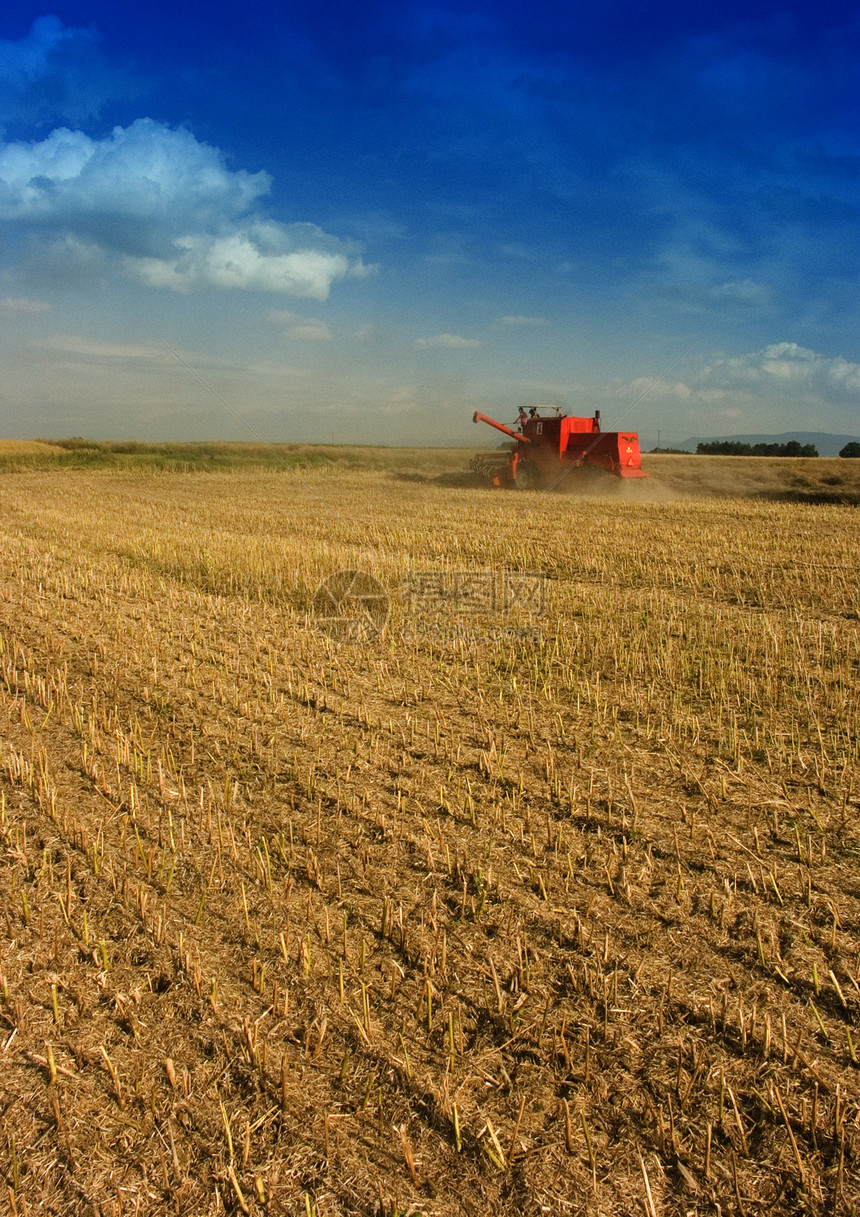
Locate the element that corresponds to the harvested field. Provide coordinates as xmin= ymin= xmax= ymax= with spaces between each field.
xmin=0 ymin=441 xmax=67 ymax=467
xmin=0 ymin=467 xmax=858 ymax=1216
xmin=4 ymin=440 xmax=860 ymax=504
xmin=640 ymin=455 xmax=860 ymax=505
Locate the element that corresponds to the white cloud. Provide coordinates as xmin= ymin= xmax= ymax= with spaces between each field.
xmin=7 ymin=233 xmax=111 ymax=288
xmin=701 ymin=343 xmax=860 ymax=398
xmin=628 ymin=377 xmax=691 ymax=401
xmin=414 ymin=333 xmax=479 ymax=349
xmin=0 ymin=296 xmax=50 ymax=313
xmin=655 ymin=277 xmax=776 ymax=312
xmin=0 ymin=121 xmax=267 ymax=240
xmin=0 ymin=119 xmax=371 ymax=298
xmin=709 ymin=279 xmax=773 ymax=306
xmin=351 ymin=323 xmax=385 ymax=341
xmin=268 ymin=309 xmax=332 ymax=341
xmin=496 ymin=315 xmax=549 ymax=328
xmin=128 ymin=225 xmax=364 ymax=299
xmin=44 ymin=335 xmax=163 ymax=360
xmin=608 ymin=343 xmax=860 ymax=435
xmin=374 ymin=386 xmax=422 ymax=416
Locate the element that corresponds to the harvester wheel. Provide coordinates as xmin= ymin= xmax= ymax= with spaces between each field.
xmin=513 ymin=460 xmax=542 ymax=490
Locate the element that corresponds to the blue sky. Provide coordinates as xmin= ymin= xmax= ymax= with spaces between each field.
xmin=1 ymin=1 xmax=859 ymax=447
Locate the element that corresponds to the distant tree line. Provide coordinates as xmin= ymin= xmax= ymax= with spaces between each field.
xmin=696 ymin=440 xmax=819 ymax=457
xmin=840 ymin=441 xmax=860 ymax=458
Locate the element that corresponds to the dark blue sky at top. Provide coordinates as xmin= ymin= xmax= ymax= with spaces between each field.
xmin=1 ymin=0 xmax=858 ymax=443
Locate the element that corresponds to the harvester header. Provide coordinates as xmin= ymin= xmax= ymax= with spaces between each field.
xmin=471 ymin=408 xmax=647 ymax=489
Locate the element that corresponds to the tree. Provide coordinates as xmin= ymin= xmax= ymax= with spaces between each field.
xmin=839 ymin=441 xmax=860 ymax=458
xmin=696 ymin=440 xmax=819 ymax=457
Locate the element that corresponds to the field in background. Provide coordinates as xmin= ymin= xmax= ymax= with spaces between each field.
xmin=0 ymin=439 xmax=470 ymax=476
xmin=1 ymin=439 xmax=860 ymax=502
xmin=0 ymin=440 xmax=68 ymax=461
xmin=0 ymin=468 xmax=858 ymax=1216
xmin=641 ymin=454 xmax=860 ymax=504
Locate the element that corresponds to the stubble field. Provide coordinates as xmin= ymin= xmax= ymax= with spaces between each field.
xmin=0 ymin=462 xmax=858 ymax=1216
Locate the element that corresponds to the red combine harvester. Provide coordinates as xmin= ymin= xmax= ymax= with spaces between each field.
xmin=471 ymin=408 xmax=647 ymax=489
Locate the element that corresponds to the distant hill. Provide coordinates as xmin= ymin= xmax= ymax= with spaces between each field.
xmin=682 ymin=432 xmax=860 ymax=457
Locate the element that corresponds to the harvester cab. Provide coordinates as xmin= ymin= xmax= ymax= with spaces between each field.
xmin=471 ymin=407 xmax=646 ymax=489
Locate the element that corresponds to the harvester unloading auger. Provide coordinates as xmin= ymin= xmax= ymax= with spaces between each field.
xmin=471 ymin=408 xmax=647 ymax=489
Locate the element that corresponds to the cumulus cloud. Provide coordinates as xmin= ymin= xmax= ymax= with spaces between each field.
xmin=700 ymin=343 xmax=860 ymax=399
xmin=128 ymin=225 xmax=366 ymax=299
xmin=0 ymin=16 xmax=125 ymax=127
xmin=608 ymin=343 xmax=860 ymax=433
xmin=0 ymin=118 xmax=371 ymax=297
xmin=413 ymin=333 xmax=479 ymax=349
xmin=0 ymin=121 xmax=267 ymax=243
